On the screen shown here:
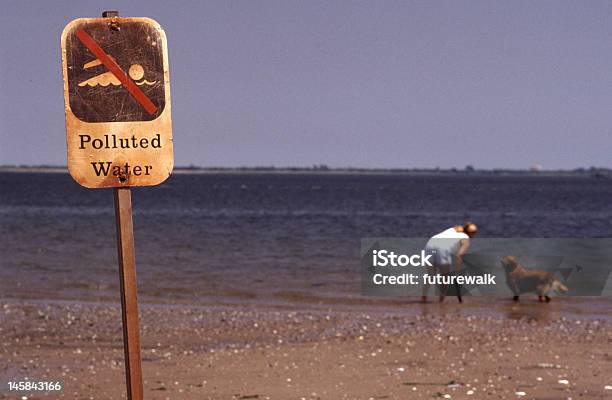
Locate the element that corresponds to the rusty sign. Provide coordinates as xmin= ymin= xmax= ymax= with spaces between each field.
xmin=61 ymin=17 xmax=173 ymax=188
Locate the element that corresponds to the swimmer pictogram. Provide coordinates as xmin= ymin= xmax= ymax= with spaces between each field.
xmin=78 ymin=61 xmax=156 ymax=87
xmin=73 ymin=28 xmax=158 ymax=116
xmin=63 ymin=20 xmax=167 ymax=122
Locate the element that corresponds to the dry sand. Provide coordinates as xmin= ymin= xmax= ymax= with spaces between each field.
xmin=2 ymin=299 xmax=612 ymax=400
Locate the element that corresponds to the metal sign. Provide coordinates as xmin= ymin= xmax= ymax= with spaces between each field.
xmin=61 ymin=16 xmax=173 ymax=188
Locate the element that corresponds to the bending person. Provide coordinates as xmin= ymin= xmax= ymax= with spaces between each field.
xmin=422 ymin=223 xmax=478 ymax=303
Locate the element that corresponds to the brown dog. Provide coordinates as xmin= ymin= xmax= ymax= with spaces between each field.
xmin=501 ymin=256 xmax=568 ymax=302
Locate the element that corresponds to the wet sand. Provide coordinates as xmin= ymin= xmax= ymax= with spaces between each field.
xmin=2 ymin=299 xmax=612 ymax=400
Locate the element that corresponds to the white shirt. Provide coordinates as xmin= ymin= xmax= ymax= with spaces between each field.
xmin=425 ymin=227 xmax=469 ymax=265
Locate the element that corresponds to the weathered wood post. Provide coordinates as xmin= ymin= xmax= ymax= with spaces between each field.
xmin=114 ymin=184 xmax=143 ymax=400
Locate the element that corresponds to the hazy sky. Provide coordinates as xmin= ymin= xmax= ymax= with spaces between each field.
xmin=1 ymin=0 xmax=611 ymax=169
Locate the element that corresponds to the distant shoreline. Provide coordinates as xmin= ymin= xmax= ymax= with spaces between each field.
xmin=0 ymin=165 xmax=611 ymax=178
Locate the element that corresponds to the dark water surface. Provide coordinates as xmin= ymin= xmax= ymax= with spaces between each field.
xmin=1 ymin=172 xmax=611 ymax=310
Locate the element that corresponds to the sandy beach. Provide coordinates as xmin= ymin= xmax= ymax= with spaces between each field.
xmin=2 ymin=299 xmax=612 ymax=400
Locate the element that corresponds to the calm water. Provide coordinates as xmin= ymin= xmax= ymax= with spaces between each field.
xmin=1 ymin=172 xmax=611 ymax=307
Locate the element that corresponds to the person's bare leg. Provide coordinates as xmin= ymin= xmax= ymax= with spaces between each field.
xmin=421 ymin=264 xmax=435 ymax=302
xmin=438 ymin=264 xmax=450 ymax=303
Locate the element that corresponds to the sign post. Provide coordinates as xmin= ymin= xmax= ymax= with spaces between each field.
xmin=114 ymin=187 xmax=143 ymax=400
xmin=61 ymin=11 xmax=173 ymax=400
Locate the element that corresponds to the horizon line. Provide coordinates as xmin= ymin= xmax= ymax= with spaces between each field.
xmin=1 ymin=164 xmax=611 ymax=173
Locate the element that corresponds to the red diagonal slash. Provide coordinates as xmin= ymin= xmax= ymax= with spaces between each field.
xmin=75 ymin=28 xmax=157 ymax=115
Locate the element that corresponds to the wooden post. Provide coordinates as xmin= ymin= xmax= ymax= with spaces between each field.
xmin=114 ymin=187 xmax=144 ymax=400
